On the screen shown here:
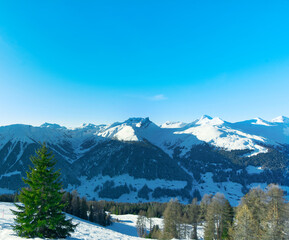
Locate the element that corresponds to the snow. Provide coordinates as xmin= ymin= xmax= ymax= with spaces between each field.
xmin=174 ymin=117 xmax=268 ymax=156
xmin=231 ymin=117 xmax=289 ymax=145
xmin=271 ymin=116 xmax=289 ymax=123
xmin=1 ymin=115 xmax=289 ymax=162
xmin=67 ymin=174 xmax=188 ymax=203
xmin=40 ymin=123 xmax=66 ymax=129
xmin=195 ymin=115 xmax=224 ymax=126
xmin=197 ymin=172 xmax=244 ymax=206
xmin=110 ymin=214 xmax=204 ymax=240
xmin=160 ymin=121 xmax=188 ymax=129
xmin=0 ymin=202 xmax=146 ymax=240
xmin=0 ymin=171 xmax=21 ymax=180
xmin=0 ymin=202 xmax=205 ymax=240
xmin=246 ymin=165 xmax=264 ymax=174
xmin=0 ymin=124 xmax=67 ymax=145
xmin=252 ymin=118 xmax=272 ymax=126
xmin=114 ymin=126 xmax=139 ymax=141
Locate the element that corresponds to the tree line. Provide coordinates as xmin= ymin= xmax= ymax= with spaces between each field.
xmin=61 ymin=190 xmax=111 ymax=226
xmin=2 ymin=183 xmax=288 ymax=239
xmin=2 ymin=143 xmax=289 ymax=239
xmin=135 ymin=184 xmax=289 ymax=240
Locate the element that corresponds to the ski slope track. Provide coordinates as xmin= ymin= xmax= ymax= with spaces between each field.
xmin=0 ymin=116 xmax=289 ymax=205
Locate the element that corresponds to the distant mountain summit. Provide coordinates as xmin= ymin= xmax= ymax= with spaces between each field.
xmin=271 ymin=116 xmax=289 ymax=123
xmin=0 ymin=116 xmax=288 ymax=205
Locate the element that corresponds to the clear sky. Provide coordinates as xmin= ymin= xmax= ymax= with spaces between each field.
xmin=0 ymin=1 xmax=289 ymax=127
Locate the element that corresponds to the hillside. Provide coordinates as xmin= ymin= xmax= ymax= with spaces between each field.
xmin=0 ymin=116 xmax=288 ymax=205
xmin=0 ymin=202 xmax=204 ymax=240
xmin=0 ymin=202 xmax=144 ymax=240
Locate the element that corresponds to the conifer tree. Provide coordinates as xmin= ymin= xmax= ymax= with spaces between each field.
xmin=80 ymin=197 xmax=88 ymax=220
xmin=71 ymin=190 xmax=81 ymax=217
xmin=12 ymin=144 xmax=76 ymax=238
xmin=221 ymin=199 xmax=234 ymax=239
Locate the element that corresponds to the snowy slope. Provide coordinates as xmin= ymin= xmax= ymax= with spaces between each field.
xmin=0 ymin=124 xmax=67 ymax=145
xmin=0 ymin=116 xmax=289 ymax=206
xmin=174 ymin=116 xmax=268 ymax=156
xmin=0 ymin=202 xmax=205 ymax=240
xmin=1 ymin=115 xmax=288 ymax=158
xmin=0 ymin=202 xmax=146 ymax=240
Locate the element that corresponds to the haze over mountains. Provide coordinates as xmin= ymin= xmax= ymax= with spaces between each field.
xmin=0 ymin=115 xmax=289 ymax=205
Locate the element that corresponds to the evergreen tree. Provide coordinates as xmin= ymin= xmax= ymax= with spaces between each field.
xmin=221 ymin=199 xmax=234 ymax=239
xmin=12 ymin=144 xmax=76 ymax=238
xmin=71 ymin=190 xmax=81 ymax=217
xmin=80 ymin=197 xmax=88 ymax=220
xmin=62 ymin=191 xmax=72 ymax=214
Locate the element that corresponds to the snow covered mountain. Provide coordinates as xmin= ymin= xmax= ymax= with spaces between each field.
xmin=0 ymin=115 xmax=289 ymax=205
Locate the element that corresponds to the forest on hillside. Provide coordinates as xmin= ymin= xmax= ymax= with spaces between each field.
xmin=2 ymin=183 xmax=288 ymax=240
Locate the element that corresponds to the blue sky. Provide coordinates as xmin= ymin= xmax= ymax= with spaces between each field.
xmin=0 ymin=1 xmax=289 ymax=127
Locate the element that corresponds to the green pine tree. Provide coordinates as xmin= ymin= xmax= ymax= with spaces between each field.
xmin=11 ymin=143 xmax=77 ymax=238
xmin=80 ymin=197 xmax=88 ymax=220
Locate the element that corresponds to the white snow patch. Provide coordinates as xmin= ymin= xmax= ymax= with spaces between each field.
xmin=0 ymin=171 xmax=21 ymax=180
xmin=252 ymin=118 xmax=272 ymax=126
xmin=0 ymin=202 xmax=147 ymax=240
xmin=114 ymin=126 xmax=139 ymax=141
xmin=197 ymin=172 xmax=244 ymax=206
xmin=271 ymin=116 xmax=289 ymax=123
xmin=0 ymin=202 xmax=205 ymax=240
xmin=67 ymin=174 xmax=188 ymax=203
xmin=160 ymin=121 xmax=188 ymax=129
xmin=246 ymin=165 xmax=264 ymax=174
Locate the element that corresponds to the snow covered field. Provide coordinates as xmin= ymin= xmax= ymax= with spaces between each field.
xmin=0 ymin=202 xmax=204 ymax=240
xmin=0 ymin=202 xmax=145 ymax=240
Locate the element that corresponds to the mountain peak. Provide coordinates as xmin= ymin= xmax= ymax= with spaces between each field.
xmin=123 ymin=117 xmax=151 ymax=128
xmin=200 ymin=115 xmax=213 ymax=120
xmin=252 ymin=118 xmax=272 ymax=126
xmin=160 ymin=121 xmax=187 ymax=128
xmin=196 ymin=115 xmax=224 ymax=125
xmin=40 ymin=123 xmax=66 ymax=129
xmin=271 ymin=116 xmax=289 ymax=123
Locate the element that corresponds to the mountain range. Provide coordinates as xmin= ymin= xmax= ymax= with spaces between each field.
xmin=0 ymin=115 xmax=289 ymax=205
